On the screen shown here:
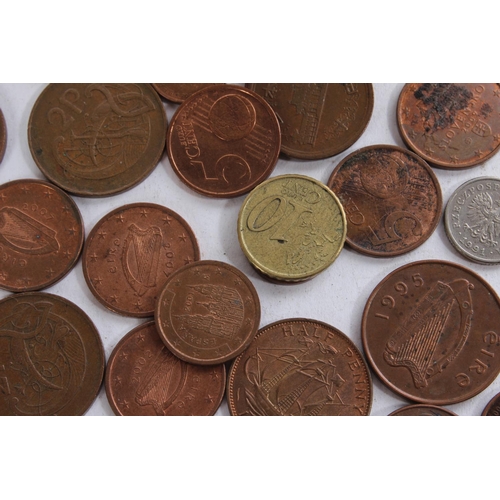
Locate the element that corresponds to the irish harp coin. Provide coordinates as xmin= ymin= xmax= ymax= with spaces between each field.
xmin=0 ymin=108 xmax=6 ymax=164
xmin=0 ymin=292 xmax=105 ymax=415
xmin=156 ymin=260 xmax=260 ymax=365
xmin=482 ymin=392 xmax=500 ymax=415
xmin=167 ymin=84 xmax=280 ymax=198
xmin=105 ymin=321 xmax=225 ymax=416
xmin=0 ymin=179 xmax=84 ymax=292
xmin=82 ymin=203 xmax=199 ymax=317
xmin=248 ymin=83 xmax=374 ymax=160
xmin=152 ymin=84 xmax=219 ymax=103
xmin=28 ymin=84 xmax=167 ymax=196
xmin=397 ymin=83 xmax=500 ymax=169
xmin=327 ymin=145 xmax=442 ymax=257
xmin=362 ymin=260 xmax=500 ymax=405
xmin=389 ymin=404 xmax=456 ymax=416
xmin=228 ymin=318 xmax=372 ymax=416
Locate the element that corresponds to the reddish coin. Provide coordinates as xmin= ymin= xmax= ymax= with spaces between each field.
xmin=0 ymin=108 xmax=6 ymax=164
xmin=156 ymin=260 xmax=260 ymax=365
xmin=362 ymin=260 xmax=500 ymax=405
xmin=83 ymin=203 xmax=199 ymax=317
xmin=28 ymin=83 xmax=167 ymax=196
xmin=327 ymin=145 xmax=442 ymax=256
xmin=0 ymin=292 xmax=105 ymax=415
xmin=228 ymin=318 xmax=372 ymax=416
xmin=397 ymin=83 xmax=500 ymax=169
xmin=389 ymin=404 xmax=456 ymax=416
xmin=482 ymin=392 xmax=500 ymax=415
xmin=105 ymin=321 xmax=225 ymax=416
xmin=152 ymin=84 xmax=220 ymax=103
xmin=167 ymin=84 xmax=281 ymax=197
xmin=0 ymin=179 xmax=84 ymax=292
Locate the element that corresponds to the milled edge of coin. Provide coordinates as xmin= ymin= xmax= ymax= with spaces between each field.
xmin=0 ymin=108 xmax=6 ymax=164
xmin=388 ymin=404 xmax=457 ymax=416
xmin=481 ymin=392 xmax=500 ymax=415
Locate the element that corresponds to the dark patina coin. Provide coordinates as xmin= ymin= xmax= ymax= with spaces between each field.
xmin=0 ymin=108 xmax=6 ymax=164
xmin=482 ymin=392 xmax=500 ymax=415
xmin=362 ymin=260 xmax=500 ymax=405
xmin=0 ymin=292 xmax=105 ymax=415
xmin=327 ymin=145 xmax=442 ymax=257
xmin=152 ymin=84 xmax=219 ymax=103
xmin=28 ymin=83 xmax=167 ymax=196
xmin=105 ymin=321 xmax=225 ymax=416
xmin=389 ymin=404 xmax=457 ymax=416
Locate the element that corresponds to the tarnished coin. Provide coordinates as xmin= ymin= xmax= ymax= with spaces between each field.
xmin=362 ymin=260 xmax=500 ymax=405
xmin=83 ymin=203 xmax=199 ymax=317
xmin=152 ymin=84 xmax=219 ymax=103
xmin=105 ymin=321 xmax=225 ymax=416
xmin=0 ymin=108 xmax=6 ymax=164
xmin=238 ymin=174 xmax=346 ymax=282
xmin=482 ymin=392 xmax=500 ymax=415
xmin=0 ymin=179 xmax=84 ymax=292
xmin=248 ymin=83 xmax=374 ymax=160
xmin=167 ymin=84 xmax=280 ymax=197
xmin=28 ymin=84 xmax=167 ymax=196
xmin=228 ymin=318 xmax=372 ymax=416
xmin=327 ymin=145 xmax=442 ymax=256
xmin=389 ymin=404 xmax=456 ymax=416
xmin=0 ymin=292 xmax=105 ymax=415
xmin=156 ymin=260 xmax=260 ymax=365
xmin=397 ymin=83 xmax=500 ymax=169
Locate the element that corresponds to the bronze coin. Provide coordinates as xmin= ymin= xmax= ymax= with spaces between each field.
xmin=28 ymin=84 xmax=167 ymax=196
xmin=0 ymin=292 xmax=105 ymax=415
xmin=166 ymin=84 xmax=281 ymax=198
xmin=0 ymin=108 xmax=6 ymax=164
xmin=362 ymin=260 xmax=500 ymax=405
xmin=156 ymin=260 xmax=260 ymax=365
xmin=152 ymin=84 xmax=220 ymax=103
xmin=0 ymin=179 xmax=84 ymax=292
xmin=397 ymin=83 xmax=500 ymax=169
xmin=389 ymin=404 xmax=456 ymax=416
xmin=481 ymin=392 xmax=500 ymax=415
xmin=248 ymin=83 xmax=374 ymax=160
xmin=83 ymin=203 xmax=199 ymax=317
xmin=228 ymin=318 xmax=372 ymax=416
xmin=327 ymin=145 xmax=442 ymax=257
xmin=105 ymin=321 xmax=225 ymax=416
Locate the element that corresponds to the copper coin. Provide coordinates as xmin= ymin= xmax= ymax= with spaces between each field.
xmin=397 ymin=83 xmax=500 ymax=169
xmin=248 ymin=83 xmax=374 ymax=160
xmin=28 ymin=83 xmax=167 ymax=196
xmin=152 ymin=84 xmax=219 ymax=103
xmin=228 ymin=318 xmax=372 ymax=416
xmin=167 ymin=84 xmax=280 ymax=198
xmin=83 ymin=203 xmax=199 ymax=317
xmin=156 ymin=260 xmax=260 ymax=365
xmin=0 ymin=108 xmax=6 ymax=164
xmin=389 ymin=404 xmax=456 ymax=416
xmin=327 ymin=145 xmax=442 ymax=257
xmin=481 ymin=392 xmax=500 ymax=415
xmin=105 ymin=321 xmax=225 ymax=416
xmin=0 ymin=179 xmax=84 ymax=292
xmin=362 ymin=260 xmax=500 ymax=405
xmin=0 ymin=292 xmax=105 ymax=415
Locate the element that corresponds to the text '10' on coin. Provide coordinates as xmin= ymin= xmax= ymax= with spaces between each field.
xmin=82 ymin=203 xmax=199 ymax=317
xmin=388 ymin=404 xmax=457 ymax=416
xmin=0 ymin=292 xmax=105 ymax=415
xmin=228 ymin=318 xmax=372 ymax=416
xmin=0 ymin=108 xmax=6 ymax=164
xmin=166 ymin=84 xmax=281 ymax=198
xmin=155 ymin=260 xmax=260 ymax=365
xmin=152 ymin=84 xmax=220 ymax=103
xmin=362 ymin=260 xmax=500 ymax=405
xmin=105 ymin=321 xmax=225 ymax=416
xmin=327 ymin=145 xmax=442 ymax=257
xmin=238 ymin=174 xmax=346 ymax=282
xmin=28 ymin=84 xmax=167 ymax=196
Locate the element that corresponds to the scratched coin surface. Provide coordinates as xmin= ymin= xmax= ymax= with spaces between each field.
xmin=167 ymin=84 xmax=280 ymax=197
xmin=156 ymin=260 xmax=260 ymax=365
xmin=152 ymin=84 xmax=219 ymax=103
xmin=0 ymin=108 xmax=6 ymax=164
xmin=362 ymin=260 xmax=500 ymax=405
xmin=0 ymin=179 xmax=84 ymax=292
xmin=83 ymin=203 xmax=199 ymax=317
xmin=238 ymin=174 xmax=346 ymax=282
xmin=28 ymin=83 xmax=167 ymax=196
xmin=105 ymin=321 xmax=225 ymax=416
xmin=327 ymin=145 xmax=442 ymax=256
xmin=0 ymin=292 xmax=105 ymax=415
xmin=389 ymin=404 xmax=456 ymax=416
xmin=228 ymin=318 xmax=372 ymax=416
xmin=248 ymin=83 xmax=374 ymax=160
xmin=397 ymin=83 xmax=500 ymax=169
xmin=481 ymin=392 xmax=500 ymax=415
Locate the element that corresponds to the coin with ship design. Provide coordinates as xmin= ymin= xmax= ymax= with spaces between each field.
xmin=388 ymin=404 xmax=456 ymax=416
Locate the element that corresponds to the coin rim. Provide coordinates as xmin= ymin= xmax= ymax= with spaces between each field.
xmin=0 ymin=108 xmax=6 ymax=164
xmin=388 ymin=404 xmax=457 ymax=416
xmin=481 ymin=391 xmax=500 ymax=415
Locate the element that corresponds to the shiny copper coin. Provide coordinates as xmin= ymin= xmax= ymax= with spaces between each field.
xmin=327 ymin=145 xmax=442 ymax=257
xmin=362 ymin=260 xmax=500 ymax=405
xmin=156 ymin=260 xmax=260 ymax=365
xmin=83 ymin=203 xmax=199 ymax=317
xmin=248 ymin=83 xmax=374 ymax=160
xmin=481 ymin=392 xmax=500 ymax=415
xmin=389 ymin=404 xmax=456 ymax=416
xmin=167 ymin=84 xmax=280 ymax=198
xmin=0 ymin=179 xmax=84 ymax=292
xmin=152 ymin=84 xmax=219 ymax=103
xmin=0 ymin=108 xmax=6 ymax=164
xmin=397 ymin=83 xmax=500 ymax=169
xmin=0 ymin=292 xmax=105 ymax=415
xmin=105 ymin=321 xmax=225 ymax=416
xmin=228 ymin=318 xmax=372 ymax=416
xmin=28 ymin=84 xmax=167 ymax=196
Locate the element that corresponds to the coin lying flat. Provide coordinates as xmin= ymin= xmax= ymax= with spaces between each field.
xmin=482 ymin=392 xmax=500 ymax=415
xmin=152 ymin=84 xmax=219 ymax=103
xmin=389 ymin=404 xmax=456 ymax=416
xmin=0 ymin=108 xmax=6 ymax=164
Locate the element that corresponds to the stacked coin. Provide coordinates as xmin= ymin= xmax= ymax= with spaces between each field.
xmin=0 ymin=108 xmax=6 ymax=164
